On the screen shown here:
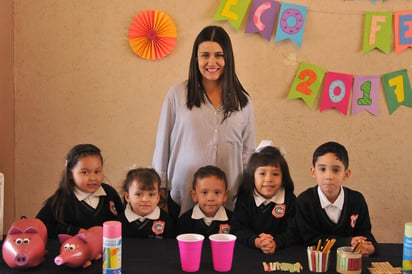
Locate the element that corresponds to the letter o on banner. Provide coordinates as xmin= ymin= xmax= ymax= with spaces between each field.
xmin=280 ymin=8 xmax=304 ymax=34
xmin=329 ymin=80 xmax=346 ymax=103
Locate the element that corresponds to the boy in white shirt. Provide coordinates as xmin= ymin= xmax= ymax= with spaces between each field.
xmin=177 ymin=166 xmax=232 ymax=236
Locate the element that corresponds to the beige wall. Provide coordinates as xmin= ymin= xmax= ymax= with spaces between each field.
xmin=9 ymin=0 xmax=412 ymax=242
xmin=0 ymin=0 xmax=15 ymax=233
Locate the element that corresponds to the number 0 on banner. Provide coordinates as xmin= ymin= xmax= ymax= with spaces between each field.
xmin=288 ymin=62 xmax=326 ymax=108
xmin=320 ymin=72 xmax=353 ymax=115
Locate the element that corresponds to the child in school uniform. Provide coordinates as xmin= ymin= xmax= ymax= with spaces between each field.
xmin=230 ymin=146 xmax=296 ymax=254
xmin=295 ymin=141 xmax=377 ymax=256
xmin=120 ymin=168 xmax=174 ymax=238
xmin=36 ymin=144 xmax=122 ymax=238
xmin=177 ymin=165 xmax=232 ymax=237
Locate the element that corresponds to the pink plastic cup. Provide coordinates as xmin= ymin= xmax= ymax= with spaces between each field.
xmin=209 ymin=233 xmax=237 ymax=272
xmin=177 ymin=233 xmax=205 ymax=272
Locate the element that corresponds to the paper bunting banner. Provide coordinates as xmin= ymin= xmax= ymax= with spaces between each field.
xmin=320 ymin=72 xmax=353 ymax=115
xmin=214 ymin=0 xmax=251 ymax=30
xmin=128 ymin=10 xmax=177 ymax=60
xmin=362 ymin=12 xmax=392 ymax=54
xmin=394 ymin=10 xmax=412 ymax=54
xmin=288 ymin=62 xmax=326 ymax=108
xmin=289 ymin=62 xmax=412 ymax=116
xmin=351 ymin=76 xmax=380 ymax=116
xmin=212 ymin=2 xmax=411 ymax=51
xmin=274 ymin=3 xmax=307 ymax=47
xmin=245 ymin=0 xmax=280 ymax=41
xmin=381 ymin=69 xmax=412 ymax=115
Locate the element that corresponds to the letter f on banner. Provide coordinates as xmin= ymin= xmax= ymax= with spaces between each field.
xmin=363 ymin=12 xmax=392 ymax=54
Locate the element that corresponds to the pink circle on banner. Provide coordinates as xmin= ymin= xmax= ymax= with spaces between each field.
xmin=280 ymin=8 xmax=304 ymax=34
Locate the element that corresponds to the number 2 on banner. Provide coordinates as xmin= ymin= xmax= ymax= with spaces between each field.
xmin=296 ymin=69 xmax=316 ymax=95
xmin=388 ymin=75 xmax=405 ymax=103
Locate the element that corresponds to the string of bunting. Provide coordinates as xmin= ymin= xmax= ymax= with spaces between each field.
xmin=213 ymin=0 xmax=412 ymax=53
xmin=214 ymin=0 xmax=307 ymax=47
xmin=213 ymin=0 xmax=412 ymax=116
xmin=288 ymin=62 xmax=412 ymax=116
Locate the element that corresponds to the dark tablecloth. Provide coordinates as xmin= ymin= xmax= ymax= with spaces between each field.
xmin=0 ymin=238 xmax=403 ymax=274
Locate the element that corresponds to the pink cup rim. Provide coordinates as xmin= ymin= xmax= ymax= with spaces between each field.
xmin=209 ymin=233 xmax=237 ymax=242
xmin=176 ymin=233 xmax=205 ymax=242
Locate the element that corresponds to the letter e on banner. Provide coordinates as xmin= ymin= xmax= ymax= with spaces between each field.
xmin=394 ymin=10 xmax=412 ymax=53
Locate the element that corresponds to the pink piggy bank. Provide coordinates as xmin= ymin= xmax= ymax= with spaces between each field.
xmin=54 ymin=226 xmax=103 ymax=268
xmin=2 ymin=218 xmax=48 ymax=268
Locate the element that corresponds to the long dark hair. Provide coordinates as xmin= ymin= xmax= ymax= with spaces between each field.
xmin=237 ymin=146 xmax=294 ymax=199
xmin=187 ymin=25 xmax=250 ymax=121
xmin=48 ymin=144 xmax=103 ymax=224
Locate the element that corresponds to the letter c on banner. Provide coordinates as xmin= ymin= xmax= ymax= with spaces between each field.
xmin=254 ymin=1 xmax=272 ymax=31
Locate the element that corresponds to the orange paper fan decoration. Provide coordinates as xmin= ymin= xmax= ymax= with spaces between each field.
xmin=129 ymin=10 xmax=177 ymax=60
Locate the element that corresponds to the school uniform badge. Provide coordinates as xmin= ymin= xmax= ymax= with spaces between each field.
xmin=219 ymin=224 xmax=231 ymax=234
xmin=109 ymin=200 xmax=118 ymax=216
xmin=152 ymin=221 xmax=165 ymax=235
xmin=350 ymin=214 xmax=359 ymax=228
xmin=272 ymin=204 xmax=286 ymax=218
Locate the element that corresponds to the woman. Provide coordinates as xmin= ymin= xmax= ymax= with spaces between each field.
xmin=152 ymin=25 xmax=255 ymax=221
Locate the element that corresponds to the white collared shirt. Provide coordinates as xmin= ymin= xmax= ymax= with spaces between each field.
xmin=191 ymin=204 xmax=228 ymax=226
xmin=253 ymin=187 xmax=285 ymax=207
xmin=318 ymin=186 xmax=344 ymax=224
xmin=74 ymin=186 xmax=106 ymax=209
xmin=124 ymin=203 xmax=161 ymax=223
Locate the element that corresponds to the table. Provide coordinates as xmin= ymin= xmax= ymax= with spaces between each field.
xmin=0 ymin=238 xmax=403 ymax=273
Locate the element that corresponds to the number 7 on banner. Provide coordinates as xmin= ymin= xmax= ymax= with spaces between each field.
xmin=381 ymin=69 xmax=412 ymax=114
xmin=288 ymin=62 xmax=326 ymax=108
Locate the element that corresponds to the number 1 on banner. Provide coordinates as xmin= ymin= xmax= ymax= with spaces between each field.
xmin=288 ymin=62 xmax=326 ymax=108
xmin=352 ymin=76 xmax=380 ymax=116
xmin=358 ymin=81 xmax=373 ymax=105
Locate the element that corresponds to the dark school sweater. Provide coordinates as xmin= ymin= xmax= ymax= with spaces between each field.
xmin=36 ymin=183 xmax=123 ymax=238
xmin=177 ymin=207 xmax=233 ymax=237
xmin=295 ymin=186 xmax=377 ymax=249
xmin=230 ymin=190 xmax=296 ymax=250
xmin=120 ymin=209 xmax=175 ymax=239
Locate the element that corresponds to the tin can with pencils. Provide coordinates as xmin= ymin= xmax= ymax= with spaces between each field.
xmin=307 ymin=246 xmax=330 ymax=272
xmin=336 ymin=246 xmax=362 ymax=274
